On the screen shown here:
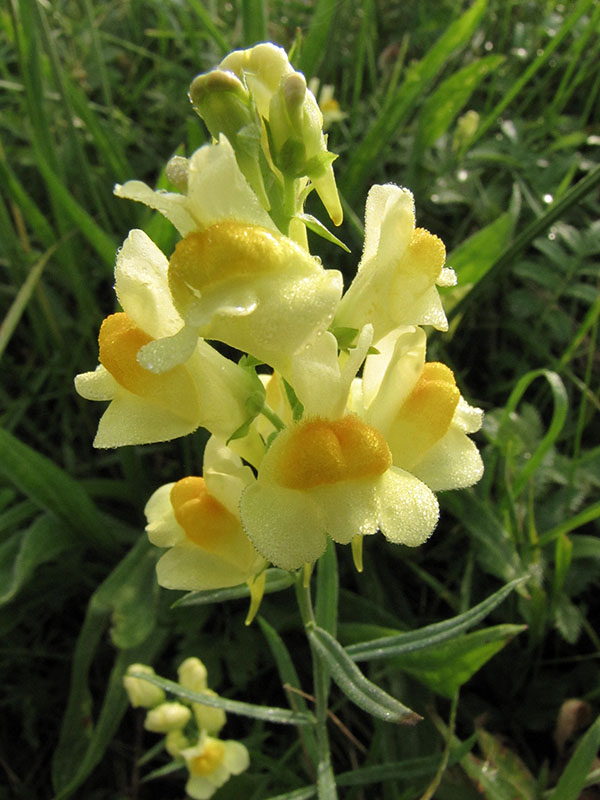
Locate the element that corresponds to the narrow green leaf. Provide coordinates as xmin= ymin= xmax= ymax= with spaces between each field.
xmin=185 ymin=0 xmax=230 ymax=55
xmin=0 ymin=242 xmax=57 ymax=360
xmin=450 ymin=163 xmax=600 ymax=322
xmin=345 ymin=576 xmax=526 ymax=661
xmin=0 ymin=514 xmax=74 ymax=606
xmin=0 ymin=427 xmax=119 ymax=551
xmin=308 ymin=625 xmax=421 ymax=724
xmin=174 ymin=568 xmax=294 ymax=606
xmin=131 ymin=672 xmax=314 ymax=726
xmin=264 ymin=788 xmax=317 ymax=800
xmin=390 ymin=624 xmax=527 ymax=698
xmin=0 ymin=147 xmax=55 ymax=247
xmin=447 ymin=210 xmax=516 ymax=287
xmin=442 ymin=491 xmax=524 ymax=583
xmin=34 ymin=147 xmax=117 ymax=267
xmin=336 ymin=736 xmax=477 ymax=787
xmin=463 ymin=0 xmax=597 ymax=152
xmin=416 ymin=55 xmax=504 ymax=151
xmin=53 ymin=636 xmax=167 ymax=800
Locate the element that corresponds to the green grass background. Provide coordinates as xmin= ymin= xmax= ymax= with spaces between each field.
xmin=1 ymin=0 xmax=599 ymax=798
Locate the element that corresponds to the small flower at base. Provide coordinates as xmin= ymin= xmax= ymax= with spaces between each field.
xmin=182 ymin=734 xmax=250 ymax=800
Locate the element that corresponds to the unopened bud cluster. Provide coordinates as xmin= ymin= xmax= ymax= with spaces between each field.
xmin=123 ymin=659 xmax=249 ymax=799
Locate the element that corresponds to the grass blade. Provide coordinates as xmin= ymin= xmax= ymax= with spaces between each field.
xmin=548 ymin=716 xmax=600 ymax=800
xmin=342 ymin=0 xmax=487 ymax=201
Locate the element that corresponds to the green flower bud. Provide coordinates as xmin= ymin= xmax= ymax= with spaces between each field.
xmin=189 ymin=70 xmax=253 ymax=145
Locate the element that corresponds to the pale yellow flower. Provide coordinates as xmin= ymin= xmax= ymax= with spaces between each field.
xmin=145 ymin=437 xmax=266 ymax=591
xmin=350 ymin=326 xmax=484 ymax=491
xmin=240 ymin=414 xmax=438 ymax=570
xmin=182 ymin=733 xmax=250 ymax=800
xmin=335 ymin=185 xmax=457 ymax=342
xmin=74 ymin=229 xmax=258 ymax=448
xmin=115 ymin=136 xmax=342 ymax=391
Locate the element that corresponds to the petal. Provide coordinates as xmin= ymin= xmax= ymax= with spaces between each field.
xmin=362 ymin=184 xmax=414 ymax=267
xmin=412 ymin=427 xmax=484 ymax=491
xmin=203 ymin=437 xmax=255 ymax=516
xmin=114 ymin=181 xmax=197 ymax=237
xmin=311 ymin=481 xmax=380 ymax=544
xmin=114 ymin=229 xmax=182 ymax=338
xmin=74 ymin=365 xmax=117 ymax=401
xmin=223 ymin=740 xmax=250 ymax=774
xmin=361 ymin=327 xmax=425 ymax=431
xmin=92 ymin=390 xmax=198 ymax=448
xmin=185 ymin=775 xmax=217 ymax=800
xmin=240 ymin=483 xmax=327 ymax=570
xmin=155 ymin=543 xmax=253 ymax=590
xmin=196 ymin=269 xmax=343 ymax=369
xmin=144 ymin=483 xmax=185 ymax=548
xmin=376 ymin=467 xmax=439 ymax=547
xmin=186 ymin=135 xmax=277 ymax=230
xmin=453 ymin=396 xmax=484 ymax=434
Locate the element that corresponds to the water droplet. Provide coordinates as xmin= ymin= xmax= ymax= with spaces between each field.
xmin=543 ymin=193 xmax=553 ymax=204
xmin=457 ymin=169 xmax=468 ymax=183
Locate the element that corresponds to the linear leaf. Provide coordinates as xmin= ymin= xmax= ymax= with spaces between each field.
xmin=0 ymin=427 xmax=119 ymax=551
xmin=345 ymin=576 xmax=526 ymax=661
xmin=308 ymin=625 xmax=421 ymax=724
xmin=0 ymin=514 xmax=74 ymax=606
xmin=132 ymin=672 xmax=314 ymax=726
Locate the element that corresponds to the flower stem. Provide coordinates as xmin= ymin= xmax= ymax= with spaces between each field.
xmin=295 ymin=573 xmax=337 ymax=799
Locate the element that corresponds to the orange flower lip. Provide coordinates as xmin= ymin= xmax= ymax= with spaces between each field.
xmin=276 ymin=415 xmax=392 ymax=490
xmin=170 ymin=476 xmax=241 ymax=553
xmin=168 ymin=221 xmax=304 ymax=313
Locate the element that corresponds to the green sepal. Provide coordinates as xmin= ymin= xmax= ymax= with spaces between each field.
xmin=282 ymin=377 xmax=304 ymax=421
xmin=297 ymin=213 xmax=350 ymax=252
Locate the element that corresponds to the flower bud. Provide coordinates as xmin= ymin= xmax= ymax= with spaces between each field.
xmin=166 ymin=156 xmax=190 ymax=192
xmin=122 ymin=664 xmax=165 ymax=708
xmin=189 ymin=70 xmax=252 ymax=144
xmin=165 ymin=729 xmax=190 ymax=758
xmin=189 ymin=70 xmax=269 ymax=209
xmin=268 ymin=73 xmax=342 ymax=225
xmin=192 ymin=689 xmax=227 ymax=735
xmin=145 ymin=701 xmax=192 ymax=733
xmin=178 ymin=657 xmax=208 ymax=692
